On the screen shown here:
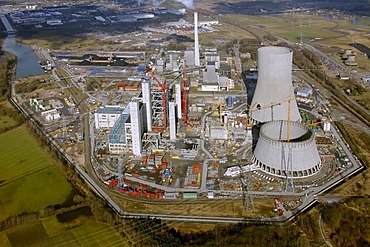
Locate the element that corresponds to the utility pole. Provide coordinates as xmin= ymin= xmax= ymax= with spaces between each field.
xmin=238 ymin=158 xmax=255 ymax=212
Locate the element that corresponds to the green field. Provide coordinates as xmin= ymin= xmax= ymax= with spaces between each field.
xmin=0 ymin=116 xmax=17 ymax=130
xmin=199 ymin=23 xmax=256 ymax=46
xmin=0 ymin=126 xmax=74 ymax=221
xmin=0 ymin=216 xmax=126 ymax=247
xmin=18 ymin=31 xmax=99 ymax=51
xmin=219 ymin=14 xmax=369 ymax=46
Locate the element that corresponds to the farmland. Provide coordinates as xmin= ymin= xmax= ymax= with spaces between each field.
xmin=0 ymin=125 xmax=74 ymax=221
xmin=0 ymin=116 xmax=17 ymax=130
xmin=219 ymin=14 xmax=370 ymax=47
xmin=0 ymin=216 xmax=126 ymax=247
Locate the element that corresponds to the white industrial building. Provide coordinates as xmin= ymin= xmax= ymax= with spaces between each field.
xmin=201 ymin=62 xmax=229 ymax=92
xmin=108 ymin=114 xmax=130 ymax=155
xmin=185 ymin=50 xmax=195 ymax=67
xmin=41 ymin=109 xmax=61 ymax=121
xmin=169 ymin=101 xmax=177 ymax=140
xmin=204 ymin=48 xmax=220 ymax=69
xmin=142 ymin=79 xmax=152 ymax=131
xmin=297 ymin=87 xmax=313 ymax=98
xmin=175 ymin=83 xmax=182 ymax=119
xmin=210 ymin=126 xmax=228 ymax=140
xmin=129 ymin=99 xmax=144 ymax=156
xmin=94 ymin=106 xmax=125 ymax=130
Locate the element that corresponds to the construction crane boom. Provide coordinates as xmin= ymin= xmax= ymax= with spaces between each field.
xmin=287 ymin=98 xmax=291 ymax=142
xmin=247 ymin=96 xmax=296 ymax=127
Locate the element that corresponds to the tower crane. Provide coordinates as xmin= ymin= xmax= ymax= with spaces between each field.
xmin=284 ymin=97 xmax=294 ymax=192
xmin=146 ymin=66 xmax=167 ymax=131
xmin=247 ymin=96 xmax=296 ymax=192
xmin=247 ymin=96 xmax=296 ymax=127
xmin=307 ymin=119 xmax=334 ymax=126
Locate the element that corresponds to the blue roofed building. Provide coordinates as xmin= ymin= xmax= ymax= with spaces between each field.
xmin=297 ymin=87 xmax=313 ymax=98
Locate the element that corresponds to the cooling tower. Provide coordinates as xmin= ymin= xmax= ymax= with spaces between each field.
xmin=251 ymin=46 xmax=300 ymax=123
xmin=253 ymin=120 xmax=321 ymax=178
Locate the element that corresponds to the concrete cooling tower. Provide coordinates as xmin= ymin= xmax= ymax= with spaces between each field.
xmin=251 ymin=46 xmax=300 ymax=123
xmin=253 ymin=120 xmax=321 ymax=178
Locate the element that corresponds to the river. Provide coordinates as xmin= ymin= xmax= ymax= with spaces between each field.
xmin=2 ymin=34 xmax=44 ymax=78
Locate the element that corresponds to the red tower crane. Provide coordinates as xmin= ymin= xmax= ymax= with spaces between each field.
xmin=146 ymin=67 xmax=167 ymax=131
xmin=182 ymin=57 xmax=191 ymax=126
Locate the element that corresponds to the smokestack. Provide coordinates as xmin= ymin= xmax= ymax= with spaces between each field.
xmin=194 ymin=12 xmax=200 ymax=66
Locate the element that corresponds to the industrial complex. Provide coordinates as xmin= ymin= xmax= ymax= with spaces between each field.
xmin=3 ymin=5 xmax=365 ymax=221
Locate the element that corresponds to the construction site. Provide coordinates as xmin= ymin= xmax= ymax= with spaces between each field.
xmin=13 ymin=12 xmax=363 ymax=219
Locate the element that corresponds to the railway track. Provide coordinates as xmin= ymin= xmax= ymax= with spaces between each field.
xmin=331 ymin=94 xmax=370 ymax=128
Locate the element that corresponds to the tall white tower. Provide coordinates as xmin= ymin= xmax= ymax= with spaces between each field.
xmin=142 ymin=79 xmax=152 ymax=131
xmin=175 ymin=83 xmax=182 ymax=119
xmin=130 ymin=99 xmax=142 ymax=156
xmin=169 ymin=101 xmax=177 ymax=141
xmin=251 ymin=46 xmax=300 ymax=123
xmin=194 ymin=12 xmax=200 ymax=67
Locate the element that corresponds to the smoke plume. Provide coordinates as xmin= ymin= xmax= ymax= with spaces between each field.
xmin=175 ymin=0 xmax=194 ymax=9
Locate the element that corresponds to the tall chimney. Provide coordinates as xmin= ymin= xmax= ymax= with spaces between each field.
xmin=194 ymin=12 xmax=200 ymax=66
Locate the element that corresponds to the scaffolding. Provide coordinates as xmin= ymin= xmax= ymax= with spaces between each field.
xmin=151 ymin=85 xmax=166 ymax=131
xmin=142 ymin=132 xmax=161 ymax=150
xmin=146 ymin=67 xmax=167 ymax=132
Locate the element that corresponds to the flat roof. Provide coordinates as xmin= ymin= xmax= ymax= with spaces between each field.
xmin=96 ymin=106 xmax=124 ymax=115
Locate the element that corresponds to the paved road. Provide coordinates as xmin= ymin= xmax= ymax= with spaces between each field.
xmin=0 ymin=14 xmax=14 ymax=32
xmin=319 ymin=212 xmax=334 ymax=247
xmin=300 ymin=43 xmax=370 ymax=118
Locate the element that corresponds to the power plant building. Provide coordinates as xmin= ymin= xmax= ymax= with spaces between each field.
xmin=175 ymin=83 xmax=182 ymax=119
xmin=129 ymin=99 xmax=145 ymax=156
xmin=185 ymin=50 xmax=195 ymax=67
xmin=94 ymin=106 xmax=125 ymax=129
xmin=201 ymin=62 xmax=229 ymax=92
xmin=108 ymin=114 xmax=130 ymax=155
xmin=251 ymin=46 xmax=300 ymax=123
xmin=142 ymin=79 xmax=152 ymax=131
xmin=169 ymin=101 xmax=177 ymax=141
